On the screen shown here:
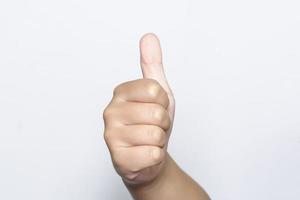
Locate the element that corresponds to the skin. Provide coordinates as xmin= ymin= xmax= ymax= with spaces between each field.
xmin=103 ymin=33 xmax=210 ymax=200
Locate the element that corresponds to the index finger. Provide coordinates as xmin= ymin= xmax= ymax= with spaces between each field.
xmin=112 ymin=79 xmax=169 ymax=108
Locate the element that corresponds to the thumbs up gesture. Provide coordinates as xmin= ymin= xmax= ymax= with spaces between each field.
xmin=103 ymin=33 xmax=175 ymax=185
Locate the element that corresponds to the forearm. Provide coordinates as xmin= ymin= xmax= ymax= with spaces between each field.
xmin=125 ymin=153 xmax=210 ymax=200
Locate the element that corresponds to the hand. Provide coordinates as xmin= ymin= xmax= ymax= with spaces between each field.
xmin=103 ymin=33 xmax=175 ymax=185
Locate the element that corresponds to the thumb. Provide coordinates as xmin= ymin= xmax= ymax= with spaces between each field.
xmin=139 ymin=33 xmax=172 ymax=97
xmin=139 ymin=33 xmax=175 ymax=119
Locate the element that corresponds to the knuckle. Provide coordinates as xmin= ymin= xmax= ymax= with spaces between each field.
xmin=112 ymin=150 xmax=138 ymax=173
xmin=149 ymin=126 xmax=165 ymax=146
xmin=112 ymin=152 xmax=124 ymax=169
xmin=145 ymin=79 xmax=162 ymax=99
xmin=163 ymin=95 xmax=170 ymax=108
xmin=113 ymin=83 xmax=122 ymax=96
xmin=151 ymin=106 xmax=166 ymax=123
xmin=103 ymin=131 xmax=110 ymax=143
xmin=102 ymin=106 xmax=114 ymax=119
xmin=150 ymin=147 xmax=164 ymax=163
xmin=103 ymin=129 xmax=114 ymax=146
xmin=164 ymin=116 xmax=171 ymax=130
xmin=151 ymin=106 xmax=163 ymax=121
xmin=129 ymin=166 xmax=140 ymax=173
xmin=123 ymin=173 xmax=138 ymax=181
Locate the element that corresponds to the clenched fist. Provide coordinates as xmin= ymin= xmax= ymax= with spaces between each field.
xmin=103 ymin=33 xmax=175 ymax=185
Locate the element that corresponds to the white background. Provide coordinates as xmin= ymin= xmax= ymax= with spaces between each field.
xmin=0 ymin=0 xmax=300 ymax=199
